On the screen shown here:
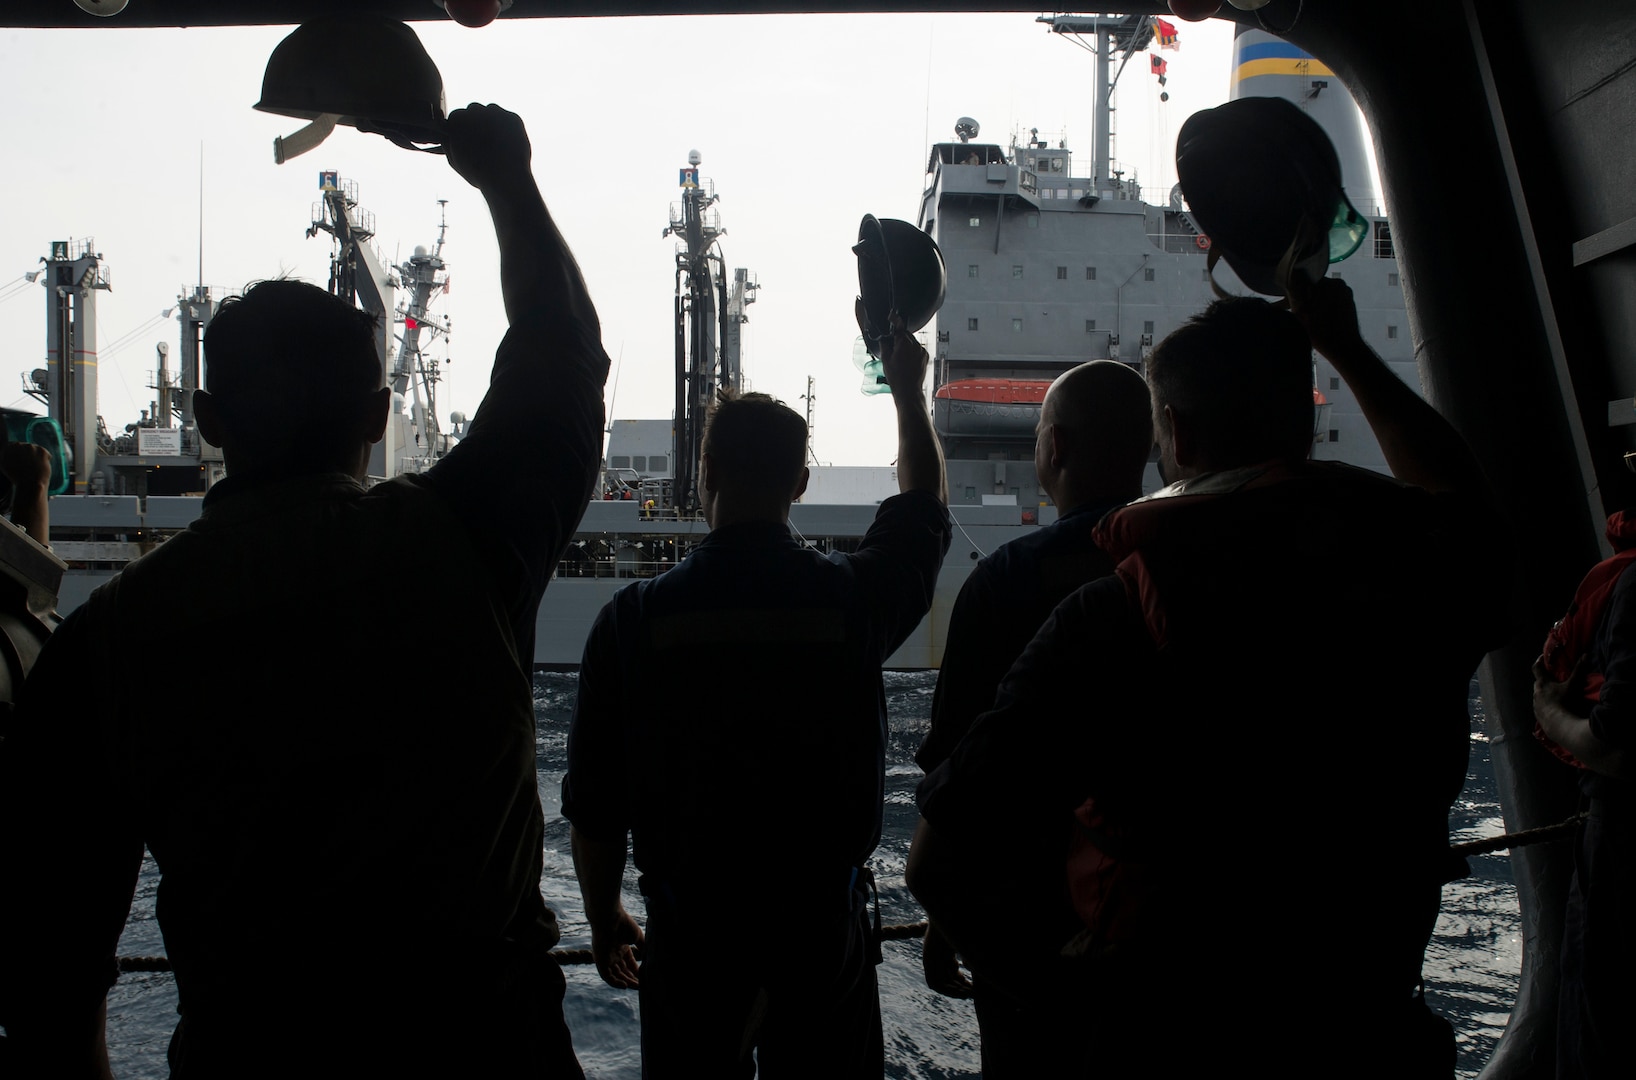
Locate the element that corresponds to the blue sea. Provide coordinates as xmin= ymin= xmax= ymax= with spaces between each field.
xmin=102 ymin=673 xmax=1520 ymax=1077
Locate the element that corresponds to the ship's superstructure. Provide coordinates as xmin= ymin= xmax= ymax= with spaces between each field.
xmin=922 ymin=16 xmax=1413 ymax=506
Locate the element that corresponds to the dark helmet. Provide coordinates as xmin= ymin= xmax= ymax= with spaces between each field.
xmin=1176 ymin=96 xmax=1367 ymax=297
xmin=854 ymin=216 xmax=947 ymax=359
xmin=256 ymin=18 xmax=447 ymax=149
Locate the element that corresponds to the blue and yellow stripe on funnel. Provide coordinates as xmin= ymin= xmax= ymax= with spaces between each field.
xmin=1235 ymin=39 xmax=1335 ymax=83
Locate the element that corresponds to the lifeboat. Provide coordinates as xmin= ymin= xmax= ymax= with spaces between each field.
xmin=932 ymin=378 xmax=1054 ymax=439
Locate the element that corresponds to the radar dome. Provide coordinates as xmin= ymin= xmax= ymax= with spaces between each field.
xmin=687 ymin=149 xmax=702 ymax=166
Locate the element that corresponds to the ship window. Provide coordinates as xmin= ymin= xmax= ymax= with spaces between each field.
xmin=968 ymin=264 xmax=979 ymax=278
xmin=1143 ymin=268 xmax=1156 ymax=282
xmin=1143 ymin=320 xmax=1155 ymax=334
xmin=1012 ymin=265 xmax=1024 ymax=279
xmin=1071 ymin=188 xmax=1084 ymax=198
xmin=1388 ymin=272 xmax=1400 ymax=287
xmin=630 ymin=456 xmax=646 ymax=472
xmin=1040 ymin=188 xmax=1053 ymax=199
xmin=1056 ymin=266 xmax=1067 ymax=279
xmin=964 ymin=486 xmax=977 ymax=501
xmin=968 ymin=317 xmax=979 ymax=331
xmin=651 ymin=454 xmax=668 ymax=472
xmin=1387 ymin=325 xmax=1399 ymax=339
xmin=1085 ymin=320 xmax=1097 ymax=333
xmin=1329 ymin=377 xmax=1340 ymax=390
xmin=969 ymin=216 xmax=981 ymax=227
xmin=1011 ymin=318 xmax=1023 ymax=332
xmin=610 ymin=455 xmax=630 ymax=469
xmin=1085 ymin=266 xmax=1097 ymax=280
xmin=1025 ymin=214 xmax=1039 ymax=228
xmin=1052 ymin=159 xmax=1064 ymax=172
xmin=1330 ymin=429 xmax=1341 ymax=442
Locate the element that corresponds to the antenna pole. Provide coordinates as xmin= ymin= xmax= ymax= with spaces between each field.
xmin=197 ymin=142 xmax=205 ymax=290
xmin=802 ymin=375 xmax=819 ymax=467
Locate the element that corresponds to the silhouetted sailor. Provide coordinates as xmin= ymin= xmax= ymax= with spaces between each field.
xmin=909 ymin=284 xmax=1509 ymax=1077
xmin=0 ymin=104 xmax=606 ymax=1078
xmin=1533 ymin=503 xmax=1635 ymax=1080
xmin=915 ymin=359 xmax=1151 ymax=1076
xmin=564 ymin=325 xmax=951 ymax=1077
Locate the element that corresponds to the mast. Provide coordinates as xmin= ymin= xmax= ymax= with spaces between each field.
xmin=664 ymin=150 xmax=733 ymax=514
xmin=392 ymin=199 xmax=452 ymax=472
xmin=307 ymin=173 xmax=396 ymax=393
xmin=1039 ymin=12 xmax=1155 ymax=195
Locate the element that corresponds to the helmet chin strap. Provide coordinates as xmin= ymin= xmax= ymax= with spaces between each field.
xmin=271 ymin=115 xmax=446 ymax=164
xmin=272 ymin=114 xmax=338 ymax=165
xmin=356 ymin=119 xmax=448 ymax=155
xmin=1205 ymin=213 xmax=1328 ymax=305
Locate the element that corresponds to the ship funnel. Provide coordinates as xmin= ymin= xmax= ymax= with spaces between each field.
xmin=256 ymin=18 xmax=448 ymax=163
xmin=853 ymin=216 xmax=947 ymax=360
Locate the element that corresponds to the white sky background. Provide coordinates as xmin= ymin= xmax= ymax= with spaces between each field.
xmin=0 ymin=12 xmax=1237 ymax=468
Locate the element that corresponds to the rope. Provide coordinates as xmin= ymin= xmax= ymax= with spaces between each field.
xmin=111 ymin=815 xmax=1587 ymax=977
xmin=117 ymin=925 xmax=936 ymax=975
xmin=1449 ymin=811 xmax=1586 ymax=858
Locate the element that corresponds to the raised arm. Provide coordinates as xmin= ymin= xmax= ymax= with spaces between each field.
xmin=444 ymin=103 xmax=598 ymax=335
xmin=879 ymin=321 xmax=947 ymax=503
xmin=1291 ymin=277 xmax=1486 ymax=496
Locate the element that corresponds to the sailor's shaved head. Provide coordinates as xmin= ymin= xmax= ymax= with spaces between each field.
xmin=1043 ymin=361 xmax=1154 ymax=461
xmin=1035 ymin=360 xmax=1153 ymax=511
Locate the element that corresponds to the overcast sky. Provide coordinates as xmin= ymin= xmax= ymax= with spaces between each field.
xmin=0 ymin=12 xmax=1238 ymax=467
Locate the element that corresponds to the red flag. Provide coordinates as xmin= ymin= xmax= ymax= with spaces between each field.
xmin=1154 ymin=17 xmax=1180 ymax=50
xmin=1151 ymin=55 xmax=1168 ymax=77
xmin=405 ymin=315 xmax=419 ymax=329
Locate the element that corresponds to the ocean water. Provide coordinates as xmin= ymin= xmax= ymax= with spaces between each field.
xmin=101 ymin=673 xmax=1520 ymax=1078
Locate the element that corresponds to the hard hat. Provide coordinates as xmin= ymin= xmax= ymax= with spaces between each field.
xmin=853 ymin=216 xmax=947 ymax=359
xmin=1175 ymin=96 xmax=1368 ymax=298
xmin=256 ymin=18 xmax=447 ymax=156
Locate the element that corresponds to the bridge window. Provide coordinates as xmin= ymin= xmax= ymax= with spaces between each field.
xmin=631 ymin=456 xmax=646 ymax=472
xmin=650 ymin=454 xmax=668 ymax=472
xmin=610 ymin=455 xmax=630 ymax=469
